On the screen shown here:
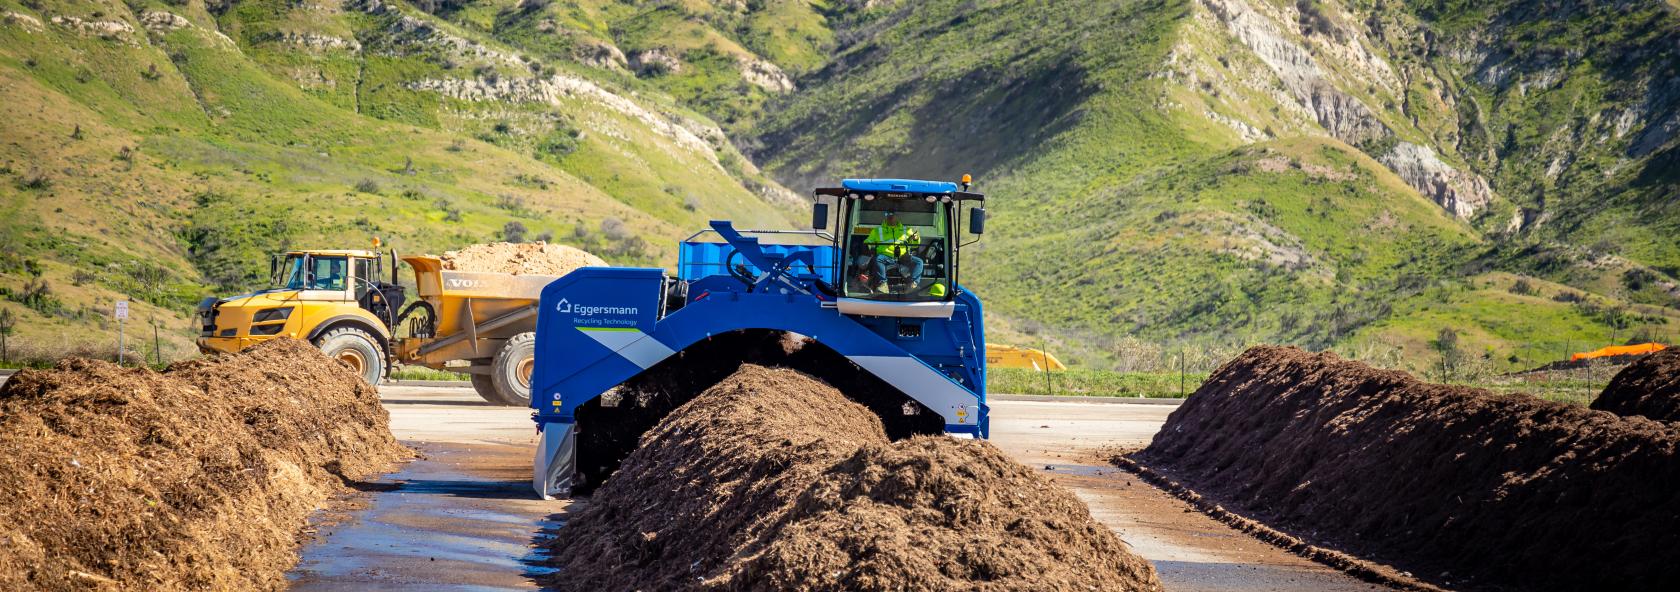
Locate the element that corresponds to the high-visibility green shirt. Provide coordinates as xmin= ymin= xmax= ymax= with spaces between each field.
xmin=867 ymin=222 xmax=919 ymax=257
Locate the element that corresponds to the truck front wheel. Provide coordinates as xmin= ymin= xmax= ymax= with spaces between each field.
xmin=315 ymin=327 xmax=385 ymax=386
xmin=489 ymin=332 xmax=537 ymax=407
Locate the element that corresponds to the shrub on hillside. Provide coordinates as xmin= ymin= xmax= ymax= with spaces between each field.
xmin=502 ymin=221 xmax=528 ymax=243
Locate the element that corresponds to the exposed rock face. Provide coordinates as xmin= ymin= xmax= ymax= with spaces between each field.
xmin=1196 ymin=0 xmax=1497 ymax=219
xmin=629 ymin=49 xmax=682 ymax=75
xmin=50 ymin=15 xmax=135 ymax=39
xmin=1378 ymin=142 xmax=1495 ymax=219
xmin=575 ymin=40 xmax=627 ymax=70
xmin=410 ymin=74 xmax=719 ymax=157
xmin=738 ymin=57 xmax=794 ymax=93
xmin=269 ymin=30 xmax=361 ymax=51
xmin=139 ymin=11 xmax=190 ymax=32
xmin=1202 ymin=0 xmax=1385 ymax=146
xmin=3 ymin=11 xmax=44 ymax=32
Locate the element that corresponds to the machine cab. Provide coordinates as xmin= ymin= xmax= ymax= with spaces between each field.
xmin=272 ymin=249 xmax=403 ymax=323
xmin=275 ymin=250 xmax=379 ymax=302
xmin=814 ymin=178 xmax=985 ymax=316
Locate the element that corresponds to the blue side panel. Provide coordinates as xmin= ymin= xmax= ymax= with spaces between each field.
xmin=531 ymin=277 xmax=986 ymax=434
xmin=529 ymin=267 xmax=665 ymax=417
xmin=677 ymin=242 xmax=838 ymax=282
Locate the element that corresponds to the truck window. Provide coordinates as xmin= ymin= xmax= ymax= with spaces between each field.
xmin=353 ymin=257 xmax=374 ymax=297
xmin=309 ymin=256 xmax=349 ymax=291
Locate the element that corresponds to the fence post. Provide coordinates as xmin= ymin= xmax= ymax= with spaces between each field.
xmin=1041 ymin=338 xmax=1052 ymax=396
xmin=1179 ymin=351 xmax=1186 ymax=398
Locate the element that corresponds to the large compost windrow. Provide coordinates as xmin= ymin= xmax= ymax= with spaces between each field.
xmin=1591 ymin=347 xmax=1680 ymax=422
xmin=544 ymin=364 xmax=1163 ymax=592
xmin=1129 ymin=346 xmax=1680 ymax=592
xmin=0 ymin=339 xmax=409 ymax=591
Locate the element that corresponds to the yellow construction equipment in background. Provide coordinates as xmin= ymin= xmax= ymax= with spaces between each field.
xmin=196 ymin=247 xmax=563 ymax=406
xmin=1571 ymin=342 xmax=1667 ymax=361
xmin=986 ymin=343 xmax=1066 ymax=371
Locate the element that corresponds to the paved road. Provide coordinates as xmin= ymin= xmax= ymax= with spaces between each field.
xmin=286 ymin=386 xmax=1375 ymax=591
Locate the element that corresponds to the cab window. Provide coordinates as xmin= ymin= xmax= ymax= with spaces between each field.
xmin=843 ymin=198 xmax=952 ymax=300
xmin=353 ymin=257 xmax=374 ymax=297
xmin=307 ymin=256 xmax=349 ymax=291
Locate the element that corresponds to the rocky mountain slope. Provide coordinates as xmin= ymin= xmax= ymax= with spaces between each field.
xmin=748 ymin=0 xmax=1680 ymax=368
xmin=2 ymin=0 xmax=1676 ymax=371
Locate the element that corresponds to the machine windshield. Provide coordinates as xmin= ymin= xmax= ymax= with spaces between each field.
xmin=279 ymin=254 xmax=350 ymax=291
xmin=843 ymin=198 xmax=951 ymax=301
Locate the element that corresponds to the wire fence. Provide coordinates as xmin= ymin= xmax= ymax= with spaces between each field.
xmin=992 ymin=337 xmax=1661 ymax=405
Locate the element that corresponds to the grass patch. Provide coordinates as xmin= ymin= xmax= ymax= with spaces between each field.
xmin=988 ymin=367 xmax=1205 ymax=398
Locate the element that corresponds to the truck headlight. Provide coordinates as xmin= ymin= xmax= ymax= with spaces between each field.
xmin=252 ymin=307 xmax=293 ymax=323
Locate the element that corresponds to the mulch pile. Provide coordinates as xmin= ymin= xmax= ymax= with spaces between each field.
xmin=0 ymin=339 xmax=409 ymax=591
xmin=1128 ymin=345 xmax=1680 ymax=592
xmin=1591 ymin=347 xmax=1680 ymax=422
xmin=440 ymin=241 xmax=605 ymax=275
xmin=544 ymin=364 xmax=1162 ymax=591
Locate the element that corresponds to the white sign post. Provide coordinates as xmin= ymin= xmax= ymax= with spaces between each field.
xmin=115 ymin=301 xmax=129 ymax=364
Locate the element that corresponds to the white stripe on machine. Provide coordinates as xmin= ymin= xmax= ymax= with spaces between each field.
xmin=847 ymin=355 xmax=981 ymax=426
xmin=579 ymin=329 xmax=677 ymax=369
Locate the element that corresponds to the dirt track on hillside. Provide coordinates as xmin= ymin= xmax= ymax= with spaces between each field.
xmin=543 ymin=365 xmax=1163 ymax=591
xmin=0 ymin=339 xmax=408 ymax=591
xmin=1126 ymin=346 xmax=1680 ymax=591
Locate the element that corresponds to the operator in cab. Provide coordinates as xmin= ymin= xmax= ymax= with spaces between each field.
xmin=312 ymin=258 xmax=347 ymax=291
xmin=864 ymin=210 xmax=923 ymax=294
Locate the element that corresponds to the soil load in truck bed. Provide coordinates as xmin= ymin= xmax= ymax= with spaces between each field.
xmin=0 ymin=339 xmax=409 ymax=591
xmin=542 ymin=364 xmax=1163 ymax=592
xmin=1590 ymin=347 xmax=1680 ymax=422
xmin=1129 ymin=346 xmax=1680 ymax=592
xmin=439 ymin=241 xmax=606 ymax=275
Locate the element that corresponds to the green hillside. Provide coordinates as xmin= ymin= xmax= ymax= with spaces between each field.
xmin=0 ymin=0 xmax=798 ymax=362
xmin=2 ymin=0 xmax=1676 ymax=375
xmin=746 ymin=0 xmax=1680 ymax=372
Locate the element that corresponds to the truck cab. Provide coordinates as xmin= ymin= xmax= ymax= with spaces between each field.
xmin=197 ymin=249 xmax=400 ymax=384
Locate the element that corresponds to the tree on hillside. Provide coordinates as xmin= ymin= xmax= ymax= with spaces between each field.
xmin=0 ymin=307 xmax=14 ymax=364
xmin=1432 ymin=328 xmax=1463 ymax=382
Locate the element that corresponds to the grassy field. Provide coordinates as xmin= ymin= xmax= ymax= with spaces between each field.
xmin=988 ymin=368 xmax=1208 ymax=398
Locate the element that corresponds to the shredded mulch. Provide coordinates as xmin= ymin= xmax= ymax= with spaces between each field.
xmin=544 ymin=364 xmax=1162 ymax=591
xmin=440 ymin=241 xmax=605 ymax=275
xmin=0 ymin=339 xmax=409 ymax=591
xmin=1126 ymin=345 xmax=1680 ymax=592
xmin=1591 ymin=348 xmax=1680 ymax=422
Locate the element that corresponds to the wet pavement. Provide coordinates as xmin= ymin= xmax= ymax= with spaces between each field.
xmin=287 ymin=442 xmax=565 ymax=591
xmin=283 ymin=386 xmax=1384 ymax=591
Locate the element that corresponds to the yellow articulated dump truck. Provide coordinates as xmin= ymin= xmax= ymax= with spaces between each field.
xmin=196 ymin=248 xmax=565 ymax=406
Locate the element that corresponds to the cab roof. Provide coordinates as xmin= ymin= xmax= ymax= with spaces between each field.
xmin=842 ymin=178 xmax=959 ymax=193
xmin=814 ymin=178 xmax=984 ymax=200
xmin=286 ymin=249 xmax=380 ymax=258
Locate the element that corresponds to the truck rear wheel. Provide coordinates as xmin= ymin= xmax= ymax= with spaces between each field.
xmin=490 ymin=332 xmax=537 ymax=407
xmin=315 ymin=326 xmax=385 ymax=386
xmin=470 ymin=374 xmax=504 ymax=405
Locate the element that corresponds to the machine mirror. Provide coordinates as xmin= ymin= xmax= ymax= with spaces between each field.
xmin=269 ymin=255 xmax=278 ymax=282
xmin=969 ymin=207 xmax=986 ymax=234
xmin=812 ymin=202 xmax=829 ymax=230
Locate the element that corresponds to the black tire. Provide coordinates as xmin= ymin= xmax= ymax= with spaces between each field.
xmin=469 ymin=374 xmax=503 ymax=405
xmin=315 ymin=326 xmax=385 ymax=385
xmin=490 ymin=332 xmax=537 ymax=407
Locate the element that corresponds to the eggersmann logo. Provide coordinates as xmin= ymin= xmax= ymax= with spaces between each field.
xmin=554 ymin=298 xmax=638 ymax=317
